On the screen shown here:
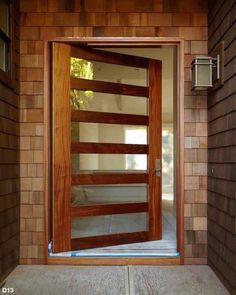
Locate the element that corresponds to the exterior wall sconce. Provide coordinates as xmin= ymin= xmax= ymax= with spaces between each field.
xmin=191 ymin=42 xmax=224 ymax=91
xmin=191 ymin=56 xmax=220 ymax=90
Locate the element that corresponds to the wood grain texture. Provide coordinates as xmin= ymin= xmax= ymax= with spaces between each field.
xmin=44 ymin=41 xmax=51 ymax=263
xmin=71 ymin=202 xmax=148 ymax=217
xmin=71 ymin=110 xmax=149 ymax=125
xmin=49 ymin=37 xmax=188 ymax=44
xmin=71 ymin=78 xmax=148 ymax=97
xmin=29 ymin=37 xmax=188 ymax=263
xmin=71 ymin=142 xmax=148 ymax=154
xmin=71 ymin=45 xmax=149 ymax=68
xmin=52 ymin=42 xmax=71 ymax=253
xmin=48 ymin=257 xmax=181 ymax=265
xmin=72 ymin=173 xmax=148 ymax=185
xmin=70 ymin=49 xmax=157 ymax=251
xmin=18 ymin=0 xmax=208 ymax=266
xmin=176 ymin=41 xmax=185 ymax=263
xmin=148 ymin=59 xmax=162 ymax=241
xmin=71 ymin=231 xmax=149 ymax=250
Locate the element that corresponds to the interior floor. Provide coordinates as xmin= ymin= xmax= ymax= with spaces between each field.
xmin=2 ymin=265 xmax=230 ymax=295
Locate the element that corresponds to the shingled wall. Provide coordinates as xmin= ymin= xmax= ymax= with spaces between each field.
xmin=208 ymin=0 xmax=236 ymax=294
xmin=19 ymin=0 xmax=208 ymax=264
xmin=0 ymin=0 xmax=20 ymax=282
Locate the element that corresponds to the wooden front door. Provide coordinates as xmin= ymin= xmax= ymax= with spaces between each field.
xmin=52 ymin=42 xmax=162 ymax=253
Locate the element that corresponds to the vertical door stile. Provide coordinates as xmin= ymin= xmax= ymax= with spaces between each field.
xmin=52 ymin=43 xmax=72 ymax=252
xmin=148 ymin=59 xmax=162 ymax=240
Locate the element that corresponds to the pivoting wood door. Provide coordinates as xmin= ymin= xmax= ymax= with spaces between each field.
xmin=52 ymin=43 xmax=162 ymax=253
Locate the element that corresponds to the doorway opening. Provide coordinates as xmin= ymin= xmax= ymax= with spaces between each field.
xmin=48 ymin=41 xmax=182 ymax=259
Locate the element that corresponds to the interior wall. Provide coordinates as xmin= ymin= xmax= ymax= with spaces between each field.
xmin=208 ymin=0 xmax=236 ymax=294
xmin=19 ymin=0 xmax=208 ymax=264
xmin=0 ymin=0 xmax=20 ymax=282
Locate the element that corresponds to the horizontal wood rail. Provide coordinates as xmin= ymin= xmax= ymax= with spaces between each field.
xmin=71 ymin=173 xmax=148 ymax=185
xmin=71 ymin=202 xmax=148 ymax=217
xmin=48 ymin=257 xmax=181 ymax=266
xmin=71 ymin=231 xmax=149 ymax=250
xmin=71 ymin=142 xmax=148 ymax=154
xmin=71 ymin=46 xmax=149 ymax=69
xmin=71 ymin=78 xmax=148 ymax=97
xmin=71 ymin=110 xmax=149 ymax=125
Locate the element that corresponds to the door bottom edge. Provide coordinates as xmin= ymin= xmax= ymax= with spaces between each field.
xmin=48 ymin=241 xmax=180 ymax=259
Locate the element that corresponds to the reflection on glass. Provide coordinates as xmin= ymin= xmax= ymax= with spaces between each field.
xmin=125 ymin=154 xmax=147 ymax=170
xmin=71 ymin=154 xmax=147 ymax=173
xmin=71 ymin=184 xmax=147 ymax=206
xmin=0 ymin=39 xmax=7 ymax=72
xmin=71 ymin=213 xmax=147 ymax=238
xmin=70 ymin=57 xmax=93 ymax=110
xmin=125 ymin=128 xmax=147 ymax=144
xmin=72 ymin=123 xmax=147 ymax=144
xmin=71 ymin=58 xmax=93 ymax=80
xmin=162 ymin=127 xmax=174 ymax=200
xmin=0 ymin=1 xmax=9 ymax=36
xmin=70 ymin=91 xmax=148 ymax=115
xmin=70 ymin=57 xmax=147 ymax=86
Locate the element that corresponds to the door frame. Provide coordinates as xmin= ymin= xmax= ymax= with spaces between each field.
xmin=44 ymin=37 xmax=184 ymax=265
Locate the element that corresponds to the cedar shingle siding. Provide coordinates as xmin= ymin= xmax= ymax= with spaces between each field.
xmin=19 ymin=0 xmax=208 ymax=265
xmin=3 ymin=2 xmax=236 ymax=294
xmin=0 ymin=1 xmax=20 ymax=282
xmin=208 ymin=0 xmax=236 ymax=294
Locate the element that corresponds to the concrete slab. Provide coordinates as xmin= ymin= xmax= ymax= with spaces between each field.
xmin=1 ymin=265 xmax=230 ymax=295
xmin=2 ymin=265 xmax=127 ymax=295
xmin=129 ymin=265 xmax=230 ymax=295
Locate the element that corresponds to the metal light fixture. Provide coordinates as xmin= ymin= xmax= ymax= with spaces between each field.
xmin=191 ymin=56 xmax=220 ymax=90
